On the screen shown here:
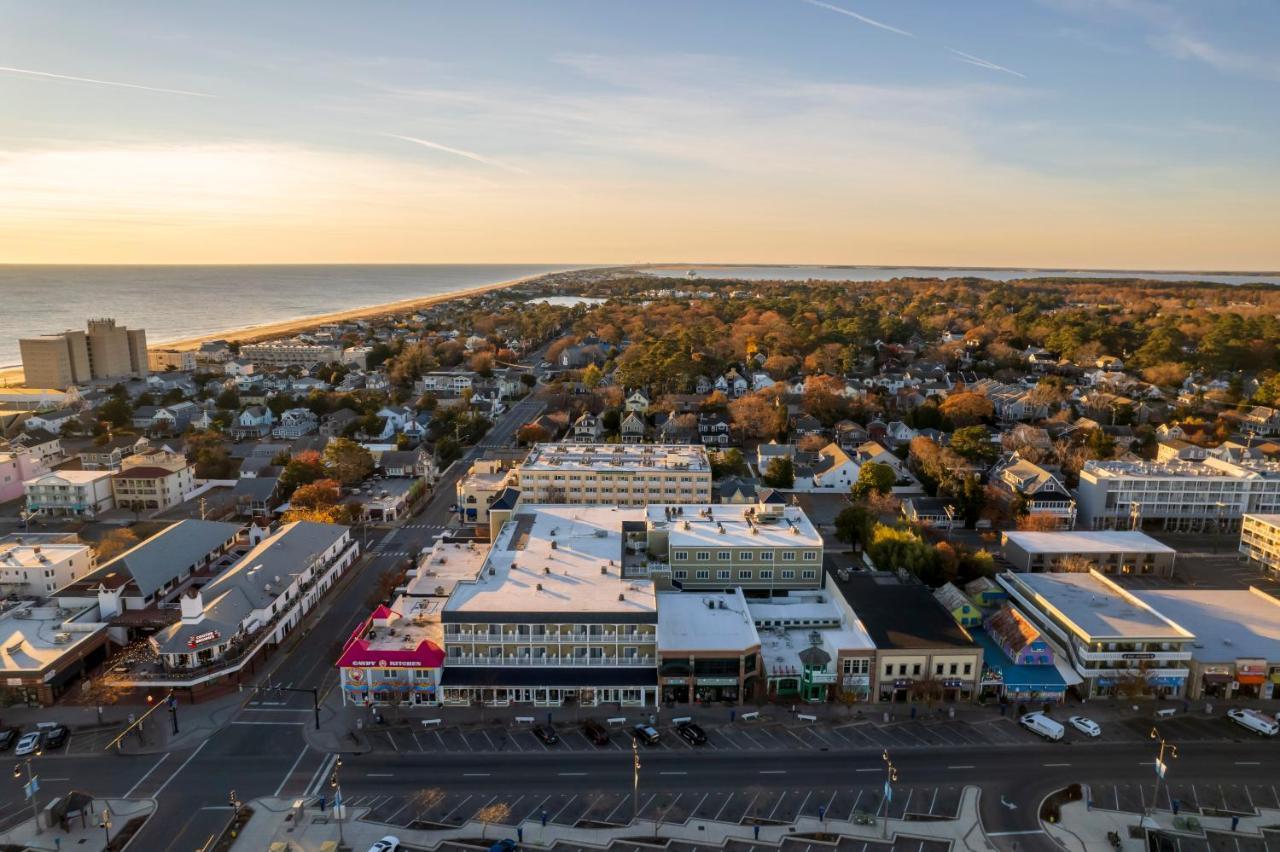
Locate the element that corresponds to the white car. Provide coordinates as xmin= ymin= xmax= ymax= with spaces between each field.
xmin=1068 ymin=716 xmax=1101 ymax=737
xmin=368 ymin=837 xmax=401 ymax=852
xmin=14 ymin=732 xmax=41 ymax=756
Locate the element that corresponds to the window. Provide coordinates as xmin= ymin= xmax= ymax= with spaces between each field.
xmin=673 ymin=570 xmax=687 ymax=580
xmin=673 ymin=551 xmax=688 ymax=561
xmin=802 ymin=551 xmax=817 ymax=560
xmin=696 ymin=551 xmax=710 ymax=561
xmin=934 ymin=664 xmax=944 ymax=676
xmin=963 ymin=663 xmax=972 ymax=675
xmin=781 ymin=551 xmax=796 ymax=561
xmin=949 ymin=663 xmax=958 ymax=675
xmin=695 ymin=569 xmax=710 ymax=580
xmin=781 ymin=570 xmax=795 ymax=580
xmin=760 ymin=552 xmax=774 ymax=561
xmin=717 ymin=569 xmax=730 ymax=580
xmin=717 ymin=551 xmax=731 ymax=561
xmin=801 ymin=570 xmax=816 ymax=579
xmin=739 ymin=551 xmax=753 ymax=561
xmin=738 ymin=569 xmax=752 ymax=580
xmin=884 ymin=664 xmax=893 ymax=677
xmin=759 ymin=570 xmax=773 ymax=580
xmin=912 ymin=663 xmax=922 ymax=676
xmin=897 ymin=664 xmax=907 ymax=676
xmin=842 ymin=658 xmax=869 ymax=675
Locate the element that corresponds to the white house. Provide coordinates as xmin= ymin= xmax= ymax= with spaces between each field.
xmin=272 ymin=408 xmax=319 ymax=439
xmin=230 ymin=405 xmax=275 ymax=439
xmin=24 ymin=409 xmax=78 ymax=434
xmin=24 ymin=470 xmax=115 ymax=518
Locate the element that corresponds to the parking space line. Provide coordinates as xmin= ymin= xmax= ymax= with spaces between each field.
xmin=850 ymin=790 xmax=864 ymax=818
xmin=928 ymin=787 xmax=938 ymax=814
xmin=900 ymin=787 xmax=913 ymax=816
xmin=385 ymin=731 xmax=398 ymax=752
xmin=766 ymin=792 xmax=787 ymax=822
xmin=550 ymin=795 xmax=580 ymax=823
xmin=713 ymin=793 xmax=736 ymax=822
xmin=525 ymin=795 xmax=552 ymax=824
xmin=795 ymin=791 xmax=812 ymax=820
xmin=411 ymin=731 xmax=424 ymax=752
xmin=738 ymin=729 xmax=767 ymax=749
xmin=443 ymin=794 xmax=474 ymax=824
xmin=434 ymin=730 xmax=447 ymax=749
xmin=384 ymin=799 xmax=411 ymax=825
xmin=604 ymin=795 xmax=630 ymax=824
xmin=690 ymin=792 xmax=708 ymax=819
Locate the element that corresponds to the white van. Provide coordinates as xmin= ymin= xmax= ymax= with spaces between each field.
xmin=1227 ymin=708 xmax=1279 ymax=737
xmin=1020 ymin=711 xmax=1065 ymax=742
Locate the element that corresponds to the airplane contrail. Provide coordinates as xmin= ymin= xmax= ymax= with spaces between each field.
xmin=802 ymin=0 xmax=914 ymax=38
xmin=0 ymin=65 xmax=215 ymax=97
xmin=386 ymin=134 xmax=527 ymax=174
xmin=948 ymin=49 xmax=1027 ymax=79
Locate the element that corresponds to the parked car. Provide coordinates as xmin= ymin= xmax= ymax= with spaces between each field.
xmin=0 ymin=728 xmax=18 ymax=751
xmin=676 ymin=721 xmax=707 ymax=745
xmin=43 ymin=725 xmax=69 ymax=750
xmin=632 ymin=723 xmax=660 ymax=745
xmin=581 ymin=718 xmax=610 ymax=746
xmin=1019 ymin=712 xmax=1064 ymax=742
xmin=14 ymin=732 xmax=40 ymax=756
xmin=368 ymin=837 xmax=401 ymax=852
xmin=1068 ymin=716 xmax=1101 ymax=737
xmin=1228 ymin=708 xmax=1278 ymax=736
xmin=489 ymin=840 xmax=517 ymax=852
xmin=531 ymin=724 xmax=559 ymax=745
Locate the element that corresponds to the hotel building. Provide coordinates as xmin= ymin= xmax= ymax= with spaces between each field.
xmin=19 ymin=319 xmax=147 ymax=389
xmin=111 ymin=448 xmax=194 ymax=514
xmin=1076 ymin=457 xmax=1280 ymax=532
xmin=0 ymin=540 xmax=94 ymax=597
xmin=439 ymin=505 xmax=659 ymax=707
xmin=1000 ymin=530 xmax=1176 ymax=577
xmin=239 ymin=342 xmax=343 ymax=368
xmin=1239 ymin=514 xmax=1280 ymax=578
xmin=23 ymin=470 xmax=115 ymax=518
xmin=510 ymin=443 xmax=712 ymax=505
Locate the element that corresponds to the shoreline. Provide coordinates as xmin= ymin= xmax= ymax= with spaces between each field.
xmin=0 ymin=271 xmax=551 ymax=388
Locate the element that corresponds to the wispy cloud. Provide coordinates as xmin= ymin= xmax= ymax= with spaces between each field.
xmin=1151 ymin=33 xmax=1280 ymax=83
xmin=385 ymin=134 xmax=527 ymax=174
xmin=801 ymin=0 xmax=913 ymax=38
xmin=948 ymin=49 xmax=1027 ymax=79
xmin=0 ymin=65 xmax=215 ymax=97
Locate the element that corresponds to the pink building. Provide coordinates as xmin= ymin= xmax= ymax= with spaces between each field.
xmin=0 ymin=450 xmax=47 ymax=504
xmin=337 ymin=604 xmax=445 ymax=707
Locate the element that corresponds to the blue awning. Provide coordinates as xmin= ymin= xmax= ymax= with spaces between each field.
xmin=971 ymin=629 xmax=1067 ymax=693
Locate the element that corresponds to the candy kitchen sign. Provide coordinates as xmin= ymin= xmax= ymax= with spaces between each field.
xmin=187 ymin=630 xmax=220 ymax=649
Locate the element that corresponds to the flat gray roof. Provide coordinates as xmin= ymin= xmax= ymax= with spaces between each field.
xmin=1003 ymin=530 xmax=1174 ymax=555
xmin=1002 ymin=571 xmax=1192 ymax=641
xmin=1136 ymin=589 xmax=1280 ymax=661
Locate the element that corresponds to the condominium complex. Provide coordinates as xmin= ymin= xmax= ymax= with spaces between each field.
xmin=1239 ymin=513 xmax=1280 ymax=578
xmin=239 ymin=341 xmax=343 ymax=368
xmin=439 ymin=505 xmax=660 ymax=707
xmin=1076 ymin=457 xmax=1280 ymax=532
xmin=147 ymin=349 xmax=197 ymax=372
xmin=999 ymin=530 xmax=1176 ymax=577
xmin=643 ymin=502 xmax=824 ymax=591
xmin=23 ymin=470 xmax=115 ymax=518
xmin=510 ymin=443 xmax=712 ymax=505
xmin=19 ymin=318 xmax=147 ymax=388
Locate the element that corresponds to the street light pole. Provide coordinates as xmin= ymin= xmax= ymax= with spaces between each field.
xmin=100 ymin=807 xmax=112 ymax=845
xmin=631 ymin=738 xmax=641 ymax=827
xmin=14 ymin=751 xmax=42 ymax=835
xmin=330 ymin=755 xmax=345 ymax=847
xmin=880 ymin=749 xmax=897 ymax=840
xmin=1146 ymin=726 xmax=1172 ymax=823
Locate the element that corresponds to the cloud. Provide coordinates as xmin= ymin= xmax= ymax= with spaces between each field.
xmin=385 ymin=134 xmax=527 ymax=174
xmin=0 ymin=65 xmax=214 ymax=97
xmin=801 ymin=0 xmax=913 ymax=38
xmin=1151 ymin=33 xmax=1280 ymax=83
xmin=948 ymin=49 xmax=1027 ymax=79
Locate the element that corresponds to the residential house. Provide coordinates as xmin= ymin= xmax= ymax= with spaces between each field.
xmin=151 ymin=402 xmax=199 ymax=434
xmin=0 ymin=449 xmax=47 ymax=504
xmin=934 ymin=583 xmax=982 ymax=628
xmin=620 ymin=411 xmax=647 ymax=444
xmin=272 ymin=408 xmax=319 ymax=439
xmin=319 ymin=408 xmax=359 ymax=438
xmin=808 ymin=443 xmax=858 ymax=491
xmin=5 ymin=430 xmax=64 ymax=467
xmin=230 ymin=405 xmax=275 ymax=440
xmin=570 ymin=412 xmax=603 ymax=443
xmin=990 ymin=455 xmax=1077 ymax=529
xmin=24 ymin=470 xmax=115 ymax=518
xmin=111 ymin=449 xmax=195 ymax=514
xmin=24 ymin=408 xmax=78 ymax=435
xmin=625 ymin=390 xmax=651 ymax=414
xmin=698 ymin=411 xmax=732 ymax=446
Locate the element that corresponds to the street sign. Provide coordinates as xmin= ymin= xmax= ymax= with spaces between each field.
xmin=883 ymin=781 xmax=892 ymax=802
xmin=23 ymin=777 xmax=39 ymax=799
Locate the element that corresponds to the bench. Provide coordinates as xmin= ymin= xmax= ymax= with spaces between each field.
xmin=514 ymin=716 xmax=535 ymax=725
xmin=1155 ymin=708 xmax=1177 ymax=719
xmin=606 ymin=717 xmax=627 ymax=726
xmin=421 ymin=719 xmax=443 ymax=728
xmin=796 ymin=713 xmax=818 ymax=723
xmin=739 ymin=711 xmax=760 ymax=722
xmin=671 ymin=716 xmax=692 ymax=726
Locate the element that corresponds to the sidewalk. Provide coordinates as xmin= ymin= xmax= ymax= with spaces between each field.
xmin=231 ymin=786 xmax=995 ymax=852
xmin=0 ymin=797 xmax=154 ymax=852
xmin=1047 ymin=788 xmax=1280 ymax=851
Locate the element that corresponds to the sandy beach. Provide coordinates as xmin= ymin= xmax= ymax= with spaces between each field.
xmin=0 ymin=271 xmax=547 ymax=388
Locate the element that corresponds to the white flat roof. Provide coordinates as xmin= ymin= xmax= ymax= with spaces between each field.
xmin=445 ymin=505 xmax=656 ymax=618
xmin=648 ymin=504 xmax=822 ymax=550
xmin=657 ymin=590 xmax=759 ymax=653
xmin=522 ymin=443 xmax=709 ymax=473
xmin=407 ymin=539 xmax=489 ymax=598
xmin=1003 ymin=571 xmax=1192 ymax=641
xmin=1003 ymin=530 xmax=1175 ymax=555
xmin=748 ymin=592 xmax=876 ymax=652
xmin=0 ymin=602 xmax=106 ymax=674
xmin=1135 ymin=588 xmax=1280 ymax=661
xmin=24 ymin=470 xmax=113 ymax=486
xmin=0 ymin=542 xmax=89 ymax=570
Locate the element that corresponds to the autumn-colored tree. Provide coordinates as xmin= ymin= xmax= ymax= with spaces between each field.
xmin=1016 ymin=513 xmax=1062 ymax=532
xmin=185 ymin=430 xmax=234 ymax=478
xmin=95 ymin=528 xmax=140 ymax=562
xmin=728 ymin=392 xmax=783 ymax=440
xmin=279 ymin=450 xmax=326 ymax=497
xmin=940 ymin=391 xmax=993 ymax=427
xmin=802 ymin=374 xmax=849 ymax=425
xmin=581 ymin=363 xmax=603 ymax=388
xmin=291 ymin=478 xmax=342 ymax=510
xmin=323 ymin=438 xmax=374 ymax=485
xmin=469 ymin=351 xmax=495 ymax=376
xmin=516 ymin=423 xmax=552 ymax=445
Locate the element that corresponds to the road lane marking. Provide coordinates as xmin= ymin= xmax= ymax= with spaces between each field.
xmin=558 ymin=772 xmax=589 ymax=776
xmin=1236 ymin=761 xmax=1261 ymax=765
xmin=948 ymin=765 xmax=975 ymax=770
xmin=152 ymin=740 xmax=210 ymax=798
xmin=367 ymin=773 xmax=395 ymax=777
xmin=854 ymin=768 xmax=880 ymax=773
xmin=464 ymin=773 xmax=490 ymax=777
xmin=989 ymin=830 xmax=1045 ymax=836
xmin=123 ymin=752 xmax=172 ymax=799
xmin=659 ymin=771 xmax=686 ymax=776
xmin=274 ymin=745 xmax=311 ymax=797
xmin=1043 ymin=762 xmax=1072 ymax=767
xmin=758 ymin=770 xmax=786 ymax=775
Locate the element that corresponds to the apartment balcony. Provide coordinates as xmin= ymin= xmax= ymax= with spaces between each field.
xmin=449 ymin=654 xmax=656 ymax=667
xmin=447 ymin=631 xmax=655 ymax=644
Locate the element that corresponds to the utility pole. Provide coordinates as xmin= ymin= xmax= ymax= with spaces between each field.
xmin=199 ymin=496 xmax=207 ymax=520
xmin=330 ymin=755 xmax=344 ymax=847
xmin=14 ymin=753 xmax=42 ymax=835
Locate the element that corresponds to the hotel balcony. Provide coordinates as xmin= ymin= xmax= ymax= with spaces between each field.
xmin=448 ymin=654 xmax=655 ymax=667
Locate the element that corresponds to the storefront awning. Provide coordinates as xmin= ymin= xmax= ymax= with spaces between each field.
xmin=1201 ymin=673 xmax=1233 ymax=685
xmin=440 ymin=667 xmax=658 ymax=687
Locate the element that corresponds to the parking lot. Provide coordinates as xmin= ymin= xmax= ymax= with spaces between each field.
xmin=347 ymin=781 xmax=967 ymax=833
xmin=1086 ymin=778 xmax=1280 ymax=852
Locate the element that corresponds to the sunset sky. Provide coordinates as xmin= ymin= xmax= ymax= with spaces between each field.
xmin=1 ymin=0 xmax=1277 ymax=268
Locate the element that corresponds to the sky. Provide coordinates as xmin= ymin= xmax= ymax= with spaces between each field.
xmin=0 ymin=0 xmax=1277 ymax=269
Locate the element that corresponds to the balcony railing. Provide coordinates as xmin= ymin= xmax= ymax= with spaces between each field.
xmin=446 ymin=631 xmax=654 ymax=643
xmin=448 ymin=654 xmax=655 ymax=667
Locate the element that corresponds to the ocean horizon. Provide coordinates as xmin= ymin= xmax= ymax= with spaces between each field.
xmin=3 ymin=262 xmax=1276 ymax=370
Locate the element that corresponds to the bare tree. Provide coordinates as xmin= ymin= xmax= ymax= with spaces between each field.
xmin=476 ymin=801 xmax=512 ymax=840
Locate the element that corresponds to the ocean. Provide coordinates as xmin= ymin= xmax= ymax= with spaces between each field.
xmin=646 ymin=265 xmax=1280 ymax=286
xmin=0 ymin=264 xmax=578 ymax=369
